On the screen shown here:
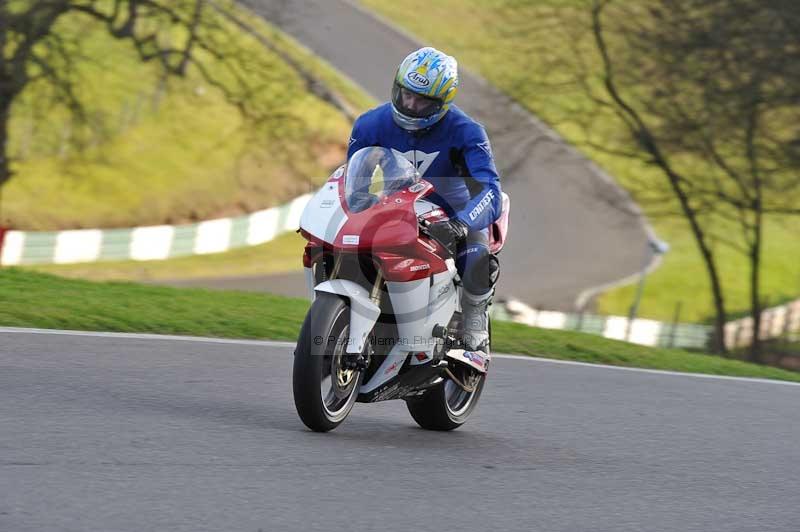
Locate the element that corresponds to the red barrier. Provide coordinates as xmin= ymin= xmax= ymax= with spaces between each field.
xmin=0 ymin=227 xmax=7 ymax=264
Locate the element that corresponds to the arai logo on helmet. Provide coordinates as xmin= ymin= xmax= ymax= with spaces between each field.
xmin=406 ymin=71 xmax=430 ymax=87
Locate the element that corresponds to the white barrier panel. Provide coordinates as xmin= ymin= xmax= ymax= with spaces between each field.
xmin=130 ymin=226 xmax=174 ymax=261
xmin=0 ymin=231 xmax=25 ymax=266
xmin=54 ymin=230 xmax=103 ymax=264
xmin=604 ymin=316 xmax=629 ymax=341
xmin=194 ymin=218 xmax=233 ymax=255
xmin=790 ymin=302 xmax=800 ymax=333
xmin=504 ymin=299 xmax=538 ymax=326
xmin=247 ymin=207 xmax=280 ymax=246
xmin=536 ymin=310 xmax=567 ymax=330
xmin=629 ymin=319 xmax=662 ymax=347
xmin=768 ymin=307 xmax=787 ymax=338
xmin=724 ymin=322 xmax=739 ymax=350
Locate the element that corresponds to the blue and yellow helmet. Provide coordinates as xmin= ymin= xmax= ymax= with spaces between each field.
xmin=391 ymin=47 xmax=459 ymax=131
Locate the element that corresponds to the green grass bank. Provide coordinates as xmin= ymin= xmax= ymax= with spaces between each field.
xmin=2 ymin=269 xmax=797 ymax=383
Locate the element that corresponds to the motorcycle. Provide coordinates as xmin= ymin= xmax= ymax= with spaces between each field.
xmin=293 ymin=146 xmax=509 ymax=432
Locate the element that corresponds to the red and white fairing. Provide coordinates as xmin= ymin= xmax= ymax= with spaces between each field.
xmin=299 ymin=150 xmax=508 ymax=391
xmin=293 ymin=146 xmax=510 ymax=431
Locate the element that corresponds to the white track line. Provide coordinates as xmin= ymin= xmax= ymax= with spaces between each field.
xmin=491 ymin=353 xmax=800 ymax=387
xmin=1 ymin=326 xmax=798 ymax=387
xmin=0 ymin=326 xmax=295 ymax=349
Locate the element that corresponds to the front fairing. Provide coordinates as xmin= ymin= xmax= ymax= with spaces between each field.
xmin=300 ymin=170 xmax=436 ymax=252
xmin=299 ymin=166 xmax=348 ymax=245
xmin=333 ymin=183 xmax=430 ymax=251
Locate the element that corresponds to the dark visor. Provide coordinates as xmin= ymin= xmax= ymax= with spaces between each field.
xmin=392 ymin=83 xmax=443 ymax=119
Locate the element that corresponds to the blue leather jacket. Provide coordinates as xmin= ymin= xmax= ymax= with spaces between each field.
xmin=347 ymin=103 xmax=502 ymax=232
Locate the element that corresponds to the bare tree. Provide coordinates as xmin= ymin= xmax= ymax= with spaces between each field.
xmin=527 ymin=0 xmax=800 ymax=356
xmin=0 ymin=0 xmax=353 ymax=211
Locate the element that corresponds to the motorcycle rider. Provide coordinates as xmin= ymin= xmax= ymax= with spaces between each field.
xmin=347 ymin=46 xmax=503 ymax=354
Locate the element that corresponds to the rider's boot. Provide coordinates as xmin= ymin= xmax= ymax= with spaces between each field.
xmin=462 ymin=288 xmax=492 ymax=353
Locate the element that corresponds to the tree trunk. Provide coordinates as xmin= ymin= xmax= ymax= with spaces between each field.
xmin=0 ymin=97 xmax=11 ymax=223
xmin=684 ymin=203 xmax=728 ymax=354
xmin=748 ymin=215 xmax=763 ymax=363
xmin=707 ymin=247 xmax=728 ymax=354
xmin=0 ymin=2 xmax=8 ymax=196
xmin=746 ymin=103 xmax=765 ymax=363
xmin=589 ymin=0 xmax=729 ymax=352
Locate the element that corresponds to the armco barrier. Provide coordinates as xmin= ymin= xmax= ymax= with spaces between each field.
xmin=724 ymin=299 xmax=800 ymax=348
xmin=0 ymin=194 xmax=312 ymax=266
xmin=493 ymin=299 xmax=713 ymax=349
xmin=495 ymin=298 xmax=800 ymax=350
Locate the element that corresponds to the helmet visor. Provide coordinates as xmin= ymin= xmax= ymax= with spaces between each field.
xmin=392 ymin=83 xmax=443 ymax=119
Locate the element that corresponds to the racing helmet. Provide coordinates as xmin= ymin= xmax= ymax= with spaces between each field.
xmin=391 ymin=47 xmax=459 ymax=131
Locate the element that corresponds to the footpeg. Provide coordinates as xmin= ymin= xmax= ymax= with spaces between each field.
xmin=343 ymin=356 xmax=368 ymax=371
xmin=432 ymin=324 xmax=448 ymax=339
xmin=432 ymin=323 xmax=462 ymax=349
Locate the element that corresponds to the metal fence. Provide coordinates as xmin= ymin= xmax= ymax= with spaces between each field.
xmin=724 ymin=300 xmax=800 ymax=348
xmin=494 ymin=297 xmax=800 ymax=351
xmin=0 ymin=194 xmax=312 ymax=266
xmin=491 ymin=299 xmax=714 ymax=350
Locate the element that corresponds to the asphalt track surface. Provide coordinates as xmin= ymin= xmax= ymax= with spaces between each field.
xmin=3 ymin=327 xmax=799 ymax=532
xmin=172 ymin=0 xmax=656 ymax=310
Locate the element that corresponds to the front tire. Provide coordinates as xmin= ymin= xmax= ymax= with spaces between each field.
xmin=293 ymin=293 xmax=362 ymax=432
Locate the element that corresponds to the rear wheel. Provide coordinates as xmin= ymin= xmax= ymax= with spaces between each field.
xmin=293 ymin=293 xmax=362 ymax=432
xmin=406 ymin=316 xmax=491 ymax=431
xmin=406 ymin=366 xmax=485 ymax=431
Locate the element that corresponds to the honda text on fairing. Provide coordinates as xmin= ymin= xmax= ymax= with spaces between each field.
xmin=293 ymin=147 xmax=509 ymax=432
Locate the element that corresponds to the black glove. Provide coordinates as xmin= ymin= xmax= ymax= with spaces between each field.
xmin=427 ymin=219 xmax=468 ymax=254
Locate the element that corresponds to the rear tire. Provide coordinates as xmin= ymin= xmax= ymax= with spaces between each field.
xmin=293 ymin=293 xmax=362 ymax=432
xmin=406 ymin=372 xmax=485 ymax=431
xmin=406 ymin=316 xmax=491 ymax=431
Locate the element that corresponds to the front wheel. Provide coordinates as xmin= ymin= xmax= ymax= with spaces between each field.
xmin=293 ymin=293 xmax=362 ymax=432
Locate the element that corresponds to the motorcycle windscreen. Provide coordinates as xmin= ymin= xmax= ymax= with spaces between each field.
xmin=344 ymin=147 xmax=419 ymax=213
xmin=336 ymin=147 xmax=423 ymax=251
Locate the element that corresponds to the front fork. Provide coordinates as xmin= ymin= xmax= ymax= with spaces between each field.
xmin=342 ymin=269 xmax=383 ymax=370
xmin=308 ymin=251 xmax=385 ymax=361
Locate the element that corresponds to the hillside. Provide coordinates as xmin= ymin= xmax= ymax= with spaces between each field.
xmin=359 ymin=0 xmax=800 ymax=322
xmin=4 ymin=4 xmax=371 ymax=230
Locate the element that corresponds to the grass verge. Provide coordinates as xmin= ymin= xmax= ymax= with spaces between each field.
xmin=2 ymin=269 xmax=797 ymax=383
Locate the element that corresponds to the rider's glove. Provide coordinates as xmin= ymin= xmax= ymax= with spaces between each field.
xmin=428 ymin=219 xmax=468 ymax=254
